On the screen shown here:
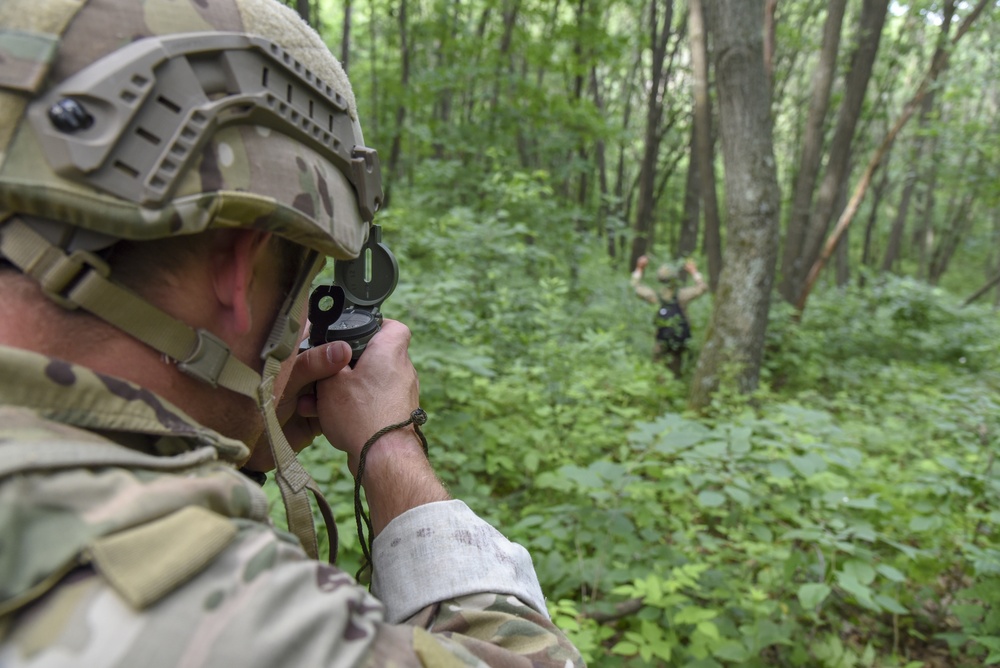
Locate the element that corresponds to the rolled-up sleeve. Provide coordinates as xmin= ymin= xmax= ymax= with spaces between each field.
xmin=370 ymin=500 xmax=547 ymax=623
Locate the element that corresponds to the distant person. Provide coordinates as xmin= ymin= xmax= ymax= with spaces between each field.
xmin=631 ymin=256 xmax=708 ymax=377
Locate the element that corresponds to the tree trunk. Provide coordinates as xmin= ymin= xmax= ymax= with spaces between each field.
xmin=795 ymin=0 xmax=890 ymax=294
xmin=340 ymin=0 xmax=352 ymax=74
xmin=629 ymin=0 xmax=674 ymax=269
xmin=778 ymin=0 xmax=847 ymax=302
xmin=462 ymin=6 xmax=493 ymax=126
xmin=880 ymin=0 xmax=953 ymax=273
xmin=994 ymin=213 xmax=1000 ymax=308
xmin=860 ymin=133 xmax=893 ymax=276
xmin=929 ymin=194 xmax=974 ymax=285
xmin=295 ymin=0 xmax=311 ymax=27
xmin=431 ymin=1 xmax=460 ymax=160
xmin=689 ymin=0 xmax=781 ymax=411
xmin=913 ymin=130 xmax=940 ymax=281
xmin=590 ymin=66 xmax=611 ymax=253
xmin=367 ymin=0 xmax=379 ymax=136
xmin=678 ymin=127 xmax=700 ymax=257
xmin=834 ymin=177 xmax=850 ymax=286
xmin=571 ymin=0 xmax=590 ymax=211
xmin=763 ymin=0 xmax=778 ymax=88
xmin=689 ymin=0 xmax=721 ymax=289
xmin=615 ymin=51 xmax=642 ymax=264
xmin=385 ymin=0 xmax=410 ymax=199
xmin=488 ymin=0 xmax=522 ymax=136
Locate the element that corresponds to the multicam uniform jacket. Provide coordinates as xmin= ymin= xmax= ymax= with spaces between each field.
xmin=0 ymin=345 xmax=583 ymax=667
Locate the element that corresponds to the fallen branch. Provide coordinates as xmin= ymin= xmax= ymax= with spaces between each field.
xmin=580 ymin=597 xmax=645 ymax=623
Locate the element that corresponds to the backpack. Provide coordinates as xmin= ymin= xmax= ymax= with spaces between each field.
xmin=654 ymin=297 xmax=691 ymax=352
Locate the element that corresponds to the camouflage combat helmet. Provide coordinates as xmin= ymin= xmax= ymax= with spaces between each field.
xmin=0 ymin=0 xmax=384 ymax=561
xmin=656 ymin=264 xmax=678 ymax=284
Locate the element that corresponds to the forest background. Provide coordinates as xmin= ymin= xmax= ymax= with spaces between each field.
xmin=269 ymin=0 xmax=1000 ymax=665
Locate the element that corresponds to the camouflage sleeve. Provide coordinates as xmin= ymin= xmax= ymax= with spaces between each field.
xmin=630 ymin=269 xmax=658 ymax=304
xmin=1 ymin=515 xmax=582 ymax=668
xmin=677 ymin=276 xmax=708 ymax=309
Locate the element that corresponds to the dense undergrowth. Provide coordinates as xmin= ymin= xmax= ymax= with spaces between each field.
xmin=281 ymin=168 xmax=1000 ymax=667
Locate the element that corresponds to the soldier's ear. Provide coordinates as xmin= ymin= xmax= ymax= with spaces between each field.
xmin=209 ymin=229 xmax=273 ymax=337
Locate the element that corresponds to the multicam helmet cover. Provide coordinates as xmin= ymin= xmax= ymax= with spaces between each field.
xmin=0 ymin=0 xmax=381 ymax=258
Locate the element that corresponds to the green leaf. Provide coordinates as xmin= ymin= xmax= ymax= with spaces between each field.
xmin=712 ymin=640 xmax=751 ymax=662
xmin=973 ymin=635 xmax=1000 ymax=651
xmin=798 ymin=583 xmax=832 ymax=609
xmin=559 ymin=464 xmax=603 ymax=490
xmin=874 ymin=594 xmax=909 ymax=614
xmin=725 ymin=486 xmax=753 ymax=506
xmin=909 ymin=515 xmax=943 ymax=531
xmin=654 ymin=422 xmax=712 ymax=454
xmin=674 ymin=606 xmax=718 ymax=625
xmin=533 ymin=471 xmax=573 ymax=492
xmin=789 ymin=452 xmax=827 ymax=477
xmin=697 ymin=490 xmax=726 ymax=508
xmin=691 ymin=441 xmax=728 ymax=459
xmin=610 ymin=641 xmax=638 ymax=656
xmin=727 ymin=426 xmax=753 ymax=453
xmin=836 ymin=569 xmax=880 ymax=611
xmin=876 ymin=564 xmax=906 ymax=583
xmin=842 ymin=559 xmax=876 ymax=586
xmin=696 ymin=620 xmax=721 ymax=640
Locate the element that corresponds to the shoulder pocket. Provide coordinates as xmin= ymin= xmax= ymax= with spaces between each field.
xmin=89 ymin=506 xmax=237 ymax=610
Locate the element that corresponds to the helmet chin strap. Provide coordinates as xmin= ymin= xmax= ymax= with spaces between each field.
xmin=256 ymin=250 xmax=339 ymax=562
xmin=0 ymin=215 xmax=340 ymax=561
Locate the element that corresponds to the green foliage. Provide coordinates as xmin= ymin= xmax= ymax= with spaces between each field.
xmin=282 ymin=167 xmax=999 ymax=666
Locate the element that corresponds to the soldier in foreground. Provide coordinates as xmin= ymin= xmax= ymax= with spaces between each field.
xmin=0 ymin=0 xmax=583 ymax=665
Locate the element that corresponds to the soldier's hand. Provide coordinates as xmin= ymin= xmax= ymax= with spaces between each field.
xmin=636 ymin=255 xmax=649 ymax=271
xmin=314 ymin=319 xmax=422 ymax=476
xmin=242 ymin=339 xmax=353 ymax=472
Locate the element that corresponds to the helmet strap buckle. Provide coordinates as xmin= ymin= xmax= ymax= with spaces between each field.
xmin=38 ymin=248 xmax=110 ymax=309
xmin=177 ymin=329 xmax=233 ymax=387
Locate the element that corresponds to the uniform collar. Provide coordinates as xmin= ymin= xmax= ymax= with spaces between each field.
xmin=0 ymin=345 xmax=249 ymax=463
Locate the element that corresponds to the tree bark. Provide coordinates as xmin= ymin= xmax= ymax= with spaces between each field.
xmin=590 ymin=65 xmax=612 ymax=255
xmin=488 ymin=0 xmax=522 ymax=136
xmin=913 ymin=129 xmax=940 ymax=281
xmin=367 ymin=0 xmax=379 ymax=136
xmin=385 ymin=0 xmax=410 ymax=201
xmin=629 ymin=0 xmax=674 ymax=269
xmin=689 ymin=0 xmax=721 ymax=289
xmin=295 ymin=0 xmax=311 ymax=27
xmin=929 ymin=193 xmax=974 ymax=285
xmin=340 ymin=0 xmax=352 ymax=74
xmin=860 ymin=132 xmax=894 ymax=276
xmin=678 ymin=127 xmax=700 ymax=257
xmin=834 ymin=178 xmax=850 ymax=287
xmin=778 ymin=0 xmax=847 ymax=302
xmin=689 ymin=0 xmax=781 ymax=410
xmin=763 ymin=0 xmax=778 ymax=88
